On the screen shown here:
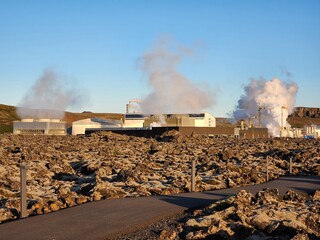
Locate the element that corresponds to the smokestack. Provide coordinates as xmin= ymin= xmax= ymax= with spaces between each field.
xmin=233 ymin=78 xmax=298 ymax=137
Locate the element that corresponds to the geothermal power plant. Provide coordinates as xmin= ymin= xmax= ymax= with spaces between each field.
xmin=7 ymin=70 xmax=318 ymax=141
xmin=12 ymin=56 xmax=320 ymax=139
xmin=16 ymin=99 xmax=310 ymax=139
xmin=13 ymin=114 xmax=269 ymax=139
xmin=12 ymin=96 xmax=274 ymax=139
xmin=12 ymin=108 xmax=320 ymax=139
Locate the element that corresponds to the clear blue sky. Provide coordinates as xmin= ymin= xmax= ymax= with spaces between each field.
xmin=1 ymin=0 xmax=319 ymax=117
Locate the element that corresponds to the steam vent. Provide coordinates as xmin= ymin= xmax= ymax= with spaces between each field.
xmin=13 ymin=119 xmax=67 ymax=135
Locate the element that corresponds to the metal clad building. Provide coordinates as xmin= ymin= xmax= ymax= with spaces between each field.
xmin=13 ymin=119 xmax=67 ymax=135
xmin=124 ymin=112 xmax=216 ymax=128
xmin=72 ymin=118 xmax=122 ymax=135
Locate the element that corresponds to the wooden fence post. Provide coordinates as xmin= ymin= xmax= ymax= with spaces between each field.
xmin=20 ymin=163 xmax=27 ymax=218
xmin=191 ymin=159 xmax=195 ymax=192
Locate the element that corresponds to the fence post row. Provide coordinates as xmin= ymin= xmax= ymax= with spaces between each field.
xmin=20 ymin=163 xmax=27 ymax=218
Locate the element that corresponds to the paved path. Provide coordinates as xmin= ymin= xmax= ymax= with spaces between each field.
xmin=0 ymin=175 xmax=319 ymax=240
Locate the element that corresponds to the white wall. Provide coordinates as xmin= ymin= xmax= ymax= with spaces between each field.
xmin=193 ymin=113 xmax=216 ymax=127
xmin=123 ymin=119 xmax=145 ymax=128
xmin=72 ymin=122 xmax=101 ymax=135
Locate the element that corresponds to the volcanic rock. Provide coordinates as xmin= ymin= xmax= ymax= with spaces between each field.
xmin=172 ymin=189 xmax=320 ymax=239
xmin=0 ymin=132 xmax=319 ymax=224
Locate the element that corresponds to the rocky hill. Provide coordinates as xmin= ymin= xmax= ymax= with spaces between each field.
xmin=291 ymin=107 xmax=320 ymax=118
xmin=0 ymin=105 xmax=18 ymax=133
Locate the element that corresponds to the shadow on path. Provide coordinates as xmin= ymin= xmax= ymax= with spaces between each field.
xmin=159 ymin=195 xmax=214 ymax=209
xmin=158 ymin=175 xmax=320 ymax=208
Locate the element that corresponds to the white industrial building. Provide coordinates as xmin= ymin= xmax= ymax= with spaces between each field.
xmin=72 ymin=118 xmax=122 ymax=135
xmin=188 ymin=113 xmax=216 ymax=127
xmin=124 ymin=99 xmax=216 ymax=128
xmin=304 ymin=125 xmax=320 ymax=138
xmin=290 ymin=128 xmax=303 ymax=138
xmin=13 ymin=111 xmax=217 ymax=135
xmin=122 ymin=112 xmax=216 ymax=128
xmin=13 ymin=119 xmax=67 ymax=135
xmin=122 ymin=114 xmax=146 ymax=128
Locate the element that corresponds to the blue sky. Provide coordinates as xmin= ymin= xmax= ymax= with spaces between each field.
xmin=1 ymin=0 xmax=319 ymax=117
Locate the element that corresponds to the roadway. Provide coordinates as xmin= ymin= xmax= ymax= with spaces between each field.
xmin=0 ymin=175 xmax=319 ymax=240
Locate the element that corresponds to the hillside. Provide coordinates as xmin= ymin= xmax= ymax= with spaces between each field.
xmin=0 ymin=104 xmax=18 ymax=133
xmin=0 ymin=104 xmax=124 ymax=133
xmin=287 ymin=116 xmax=320 ymax=128
xmin=0 ymin=104 xmax=319 ymax=133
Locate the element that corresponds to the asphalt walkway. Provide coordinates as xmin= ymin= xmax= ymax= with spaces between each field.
xmin=0 ymin=175 xmax=319 ymax=240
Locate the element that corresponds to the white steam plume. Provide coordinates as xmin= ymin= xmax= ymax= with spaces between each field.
xmin=233 ymin=78 xmax=298 ymax=137
xmin=138 ymin=40 xmax=214 ymax=114
xmin=17 ymin=69 xmax=85 ymax=119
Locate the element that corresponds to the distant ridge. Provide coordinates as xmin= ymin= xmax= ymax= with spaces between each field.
xmin=0 ymin=104 xmax=319 ymax=133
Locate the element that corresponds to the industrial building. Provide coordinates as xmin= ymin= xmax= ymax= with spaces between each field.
xmin=304 ymin=125 xmax=320 ymax=138
xmin=122 ymin=114 xmax=146 ymax=128
xmin=71 ymin=118 xmax=122 ymax=135
xmin=85 ymin=125 xmax=269 ymax=139
xmin=85 ymin=113 xmax=270 ymax=139
xmin=13 ymin=119 xmax=67 ymax=135
xmin=122 ymin=112 xmax=216 ymax=128
xmin=73 ymin=113 xmax=216 ymax=135
xmin=71 ymin=112 xmax=217 ymax=135
xmin=12 ymin=110 xmax=270 ymax=139
xmin=144 ymin=113 xmax=216 ymax=128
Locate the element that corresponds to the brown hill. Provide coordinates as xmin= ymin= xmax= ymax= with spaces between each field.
xmin=287 ymin=116 xmax=320 ymax=128
xmin=0 ymin=104 xmax=18 ymax=132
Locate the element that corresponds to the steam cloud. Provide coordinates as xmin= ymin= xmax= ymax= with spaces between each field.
xmin=17 ymin=69 xmax=85 ymax=119
xmin=138 ymin=40 xmax=214 ymax=114
xmin=233 ymin=78 xmax=298 ymax=137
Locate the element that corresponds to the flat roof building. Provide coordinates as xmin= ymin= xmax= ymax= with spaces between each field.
xmin=72 ymin=118 xmax=122 ymax=135
xmin=123 ymin=112 xmax=216 ymax=129
xmin=13 ymin=119 xmax=67 ymax=135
